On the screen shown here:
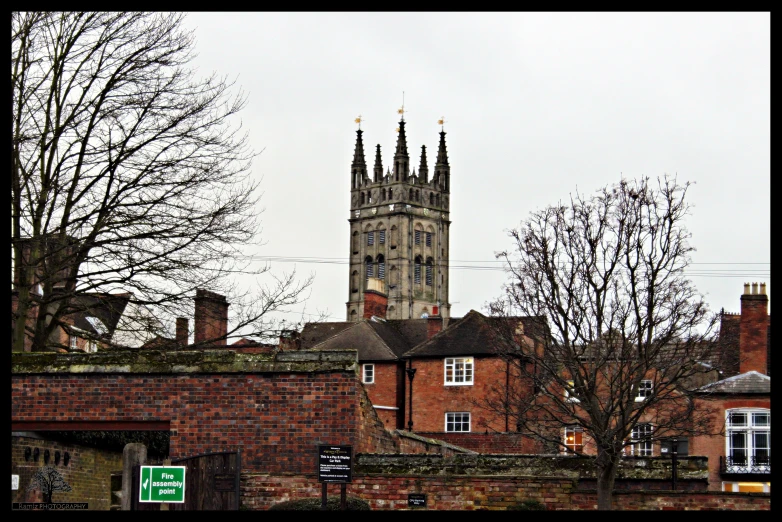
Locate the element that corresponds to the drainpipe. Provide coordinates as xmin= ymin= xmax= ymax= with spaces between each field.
xmin=671 ymin=438 xmax=678 ymax=491
xmin=406 ymin=359 xmax=417 ymax=431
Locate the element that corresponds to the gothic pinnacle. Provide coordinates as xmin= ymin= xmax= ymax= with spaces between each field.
xmin=419 ymin=145 xmax=429 ymax=183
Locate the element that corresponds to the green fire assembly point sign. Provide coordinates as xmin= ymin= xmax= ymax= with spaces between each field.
xmin=139 ymin=466 xmax=186 ymax=503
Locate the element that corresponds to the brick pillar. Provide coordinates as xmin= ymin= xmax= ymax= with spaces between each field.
xmin=363 ymin=278 xmax=388 ymax=319
xmin=194 ymin=289 xmax=229 ymax=346
xmin=739 ymin=282 xmax=769 ymax=375
xmin=175 ymin=317 xmax=189 ymax=347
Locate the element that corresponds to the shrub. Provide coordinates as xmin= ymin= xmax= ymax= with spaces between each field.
xmin=268 ymin=496 xmax=370 ymax=510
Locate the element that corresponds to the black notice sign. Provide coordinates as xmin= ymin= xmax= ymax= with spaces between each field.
xmin=408 ymin=494 xmax=427 ymax=507
xmin=318 ymin=445 xmax=352 ymax=483
xmin=214 ymin=473 xmax=234 ymax=491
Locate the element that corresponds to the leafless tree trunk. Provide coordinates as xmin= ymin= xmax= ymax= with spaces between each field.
xmin=486 ymin=175 xmax=722 ymax=510
xmin=12 ymin=12 xmax=311 ymax=351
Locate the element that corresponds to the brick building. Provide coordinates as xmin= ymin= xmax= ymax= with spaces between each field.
xmin=690 ymin=282 xmax=771 ymax=493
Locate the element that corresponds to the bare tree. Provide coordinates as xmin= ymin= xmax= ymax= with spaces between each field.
xmin=26 ymin=465 xmax=72 ymax=504
xmin=12 ymin=12 xmax=311 ymax=352
xmin=485 ymin=175 xmax=722 ymax=510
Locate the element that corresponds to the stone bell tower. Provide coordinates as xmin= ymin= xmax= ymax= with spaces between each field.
xmin=346 ymin=111 xmax=451 ymax=321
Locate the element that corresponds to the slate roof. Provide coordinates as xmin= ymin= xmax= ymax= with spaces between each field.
xmin=301 ymin=317 xmax=448 ymax=361
xmin=299 ymin=310 xmax=547 ymax=362
xmin=65 ymin=292 xmax=131 ymax=340
xmin=696 ymin=370 xmax=770 ymax=394
xmin=402 ymin=309 xmax=544 ymax=358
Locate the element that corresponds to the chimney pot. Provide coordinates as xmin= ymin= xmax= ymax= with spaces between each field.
xmin=744 ymin=283 xmax=750 ymax=295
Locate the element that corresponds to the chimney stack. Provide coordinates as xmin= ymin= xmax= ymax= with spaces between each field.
xmin=427 ymin=307 xmax=444 ymax=339
xmin=194 ymin=289 xmax=229 ymax=347
xmin=175 ymin=317 xmax=189 ymax=347
xmin=740 ymin=282 xmax=769 ymax=375
xmin=363 ymin=278 xmax=388 ymax=319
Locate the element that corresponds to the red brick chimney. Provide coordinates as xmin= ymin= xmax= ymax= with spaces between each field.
xmin=739 ymin=282 xmax=769 ymax=375
xmin=175 ymin=317 xmax=189 ymax=347
xmin=363 ymin=278 xmax=388 ymax=319
xmin=194 ymin=289 xmax=229 ymax=346
xmin=427 ymin=311 xmax=444 ymax=339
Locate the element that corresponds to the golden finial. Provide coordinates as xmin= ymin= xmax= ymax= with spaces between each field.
xmin=398 ymin=91 xmax=406 ymax=120
xmin=438 ymin=116 xmax=446 ymax=130
xmin=355 ymin=115 xmax=363 ymax=129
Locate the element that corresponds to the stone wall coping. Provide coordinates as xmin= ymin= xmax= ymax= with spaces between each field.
xmin=354 ymin=453 xmax=710 ymax=480
xmin=11 ymin=349 xmax=359 ymax=375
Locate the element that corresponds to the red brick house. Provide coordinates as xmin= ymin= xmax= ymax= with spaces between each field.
xmin=293 ymin=278 xmax=547 ymax=453
xmin=690 ymin=282 xmax=771 ymax=492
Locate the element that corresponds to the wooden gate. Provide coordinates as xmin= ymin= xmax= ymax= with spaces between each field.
xmin=132 ymin=450 xmax=241 ymax=511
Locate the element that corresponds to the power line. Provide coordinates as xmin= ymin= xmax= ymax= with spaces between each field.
xmin=247 ymin=255 xmax=769 ymax=278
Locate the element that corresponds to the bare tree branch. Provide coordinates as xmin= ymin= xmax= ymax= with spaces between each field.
xmin=484 ymin=175 xmax=723 ymax=509
xmin=12 ymin=12 xmax=309 ymax=351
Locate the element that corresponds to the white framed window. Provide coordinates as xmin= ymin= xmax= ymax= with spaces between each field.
xmin=362 ymin=363 xmax=374 ymax=384
xmin=445 ymin=412 xmax=470 ymax=432
xmin=87 ymin=340 xmax=98 ymax=353
xmin=564 ymin=380 xmax=580 ymax=403
xmin=445 ymin=357 xmax=473 ymax=385
xmin=725 ymin=409 xmax=770 ymax=472
xmin=564 ymin=426 xmax=583 ymax=454
xmin=635 ymin=379 xmax=653 ymax=401
xmin=69 ymin=335 xmax=78 ymax=350
xmin=626 ymin=423 xmax=654 ymax=456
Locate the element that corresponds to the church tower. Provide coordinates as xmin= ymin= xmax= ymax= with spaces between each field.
xmin=346 ymin=112 xmax=451 ymax=321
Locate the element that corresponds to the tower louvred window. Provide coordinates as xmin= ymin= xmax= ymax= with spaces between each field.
xmin=367 ymin=231 xmax=374 ymax=246
xmin=426 ymin=232 xmax=432 ymax=247
xmin=415 ymin=230 xmax=421 ymax=245
xmin=379 ymin=230 xmax=385 ymax=244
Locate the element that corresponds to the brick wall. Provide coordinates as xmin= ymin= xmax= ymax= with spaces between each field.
xmin=363 ymin=361 xmax=404 ymax=429
xmin=416 ymin=432 xmax=536 ymax=453
xmin=12 ymin=435 xmax=122 ymax=510
xmin=240 ymin=474 xmax=769 ymax=511
xmin=13 ymin=372 xmax=365 ymax=475
xmin=11 ymin=350 xmax=375 ymax=476
xmin=410 ymin=357 xmax=528 ymax=432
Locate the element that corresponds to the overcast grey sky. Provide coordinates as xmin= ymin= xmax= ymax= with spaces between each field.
xmin=180 ymin=12 xmax=770 ymax=329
